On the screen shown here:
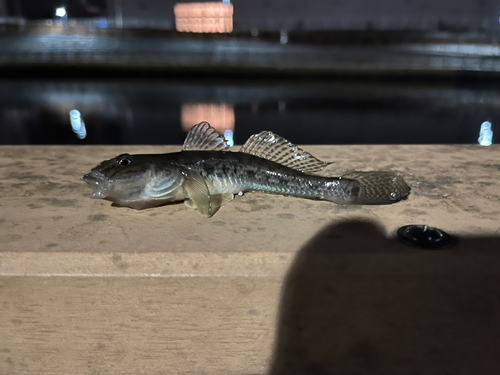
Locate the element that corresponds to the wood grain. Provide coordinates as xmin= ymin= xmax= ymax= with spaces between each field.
xmin=1 ymin=145 xmax=500 ymax=374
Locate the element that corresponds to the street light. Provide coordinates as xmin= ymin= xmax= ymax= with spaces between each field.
xmin=55 ymin=7 xmax=67 ymax=17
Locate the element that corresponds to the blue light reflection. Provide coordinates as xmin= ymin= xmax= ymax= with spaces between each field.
xmin=97 ymin=19 xmax=108 ymax=28
xmin=69 ymin=109 xmax=87 ymax=140
xmin=224 ymin=129 xmax=234 ymax=147
xmin=478 ymin=121 xmax=493 ymax=146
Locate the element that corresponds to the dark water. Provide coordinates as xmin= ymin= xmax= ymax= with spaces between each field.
xmin=0 ymin=78 xmax=497 ymax=145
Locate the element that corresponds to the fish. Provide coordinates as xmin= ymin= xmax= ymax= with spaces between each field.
xmin=82 ymin=122 xmax=410 ymax=217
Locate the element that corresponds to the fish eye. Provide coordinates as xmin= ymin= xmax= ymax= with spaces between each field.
xmin=117 ymin=155 xmax=132 ymax=166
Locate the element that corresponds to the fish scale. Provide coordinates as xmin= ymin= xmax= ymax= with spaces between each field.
xmin=166 ymin=151 xmax=358 ymax=203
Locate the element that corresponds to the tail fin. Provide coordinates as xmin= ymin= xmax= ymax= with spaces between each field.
xmin=342 ymin=171 xmax=411 ymax=205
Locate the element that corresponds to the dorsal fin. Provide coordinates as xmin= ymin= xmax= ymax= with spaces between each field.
xmin=240 ymin=131 xmax=332 ymax=173
xmin=182 ymin=122 xmax=230 ymax=151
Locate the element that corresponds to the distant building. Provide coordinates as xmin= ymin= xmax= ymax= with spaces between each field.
xmin=107 ymin=0 xmax=500 ymax=32
xmin=0 ymin=0 xmax=6 ymax=17
xmin=3 ymin=0 xmax=500 ymax=33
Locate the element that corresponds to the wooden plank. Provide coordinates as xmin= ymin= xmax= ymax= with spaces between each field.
xmin=0 ymin=276 xmax=279 ymax=375
xmin=1 ymin=145 xmax=499 ymax=256
xmin=1 ymin=145 xmax=500 ymax=374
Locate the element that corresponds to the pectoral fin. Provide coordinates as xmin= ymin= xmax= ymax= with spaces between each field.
xmin=183 ymin=170 xmax=213 ymax=217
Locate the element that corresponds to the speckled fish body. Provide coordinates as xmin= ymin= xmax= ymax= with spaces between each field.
xmin=83 ymin=122 xmax=410 ymax=217
xmin=140 ymin=150 xmax=356 ymax=201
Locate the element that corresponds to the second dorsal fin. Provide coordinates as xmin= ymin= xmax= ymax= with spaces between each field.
xmin=182 ymin=122 xmax=230 ymax=151
xmin=240 ymin=131 xmax=332 ymax=174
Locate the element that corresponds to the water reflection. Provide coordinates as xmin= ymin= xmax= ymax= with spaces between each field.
xmin=0 ymin=79 xmax=498 ymax=145
xmin=181 ymin=103 xmax=235 ymax=146
xmin=224 ymin=129 xmax=234 ymax=147
xmin=180 ymin=103 xmax=235 ymax=133
xmin=69 ymin=109 xmax=87 ymax=139
xmin=478 ymin=121 xmax=493 ymax=146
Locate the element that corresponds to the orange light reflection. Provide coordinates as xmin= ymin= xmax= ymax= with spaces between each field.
xmin=181 ymin=103 xmax=235 ymax=134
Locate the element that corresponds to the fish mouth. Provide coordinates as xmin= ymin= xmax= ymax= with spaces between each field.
xmin=82 ymin=170 xmax=110 ymax=199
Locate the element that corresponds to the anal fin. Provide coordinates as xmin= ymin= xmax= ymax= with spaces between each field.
xmin=211 ymin=193 xmax=234 ymax=215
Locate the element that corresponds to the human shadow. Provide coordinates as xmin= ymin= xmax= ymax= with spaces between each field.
xmin=269 ymin=219 xmax=500 ymax=375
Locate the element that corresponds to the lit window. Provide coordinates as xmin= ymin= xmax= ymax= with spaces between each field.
xmin=174 ymin=2 xmax=233 ymax=33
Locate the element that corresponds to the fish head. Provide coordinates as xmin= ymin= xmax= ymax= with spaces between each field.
xmin=82 ymin=153 xmax=183 ymax=208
